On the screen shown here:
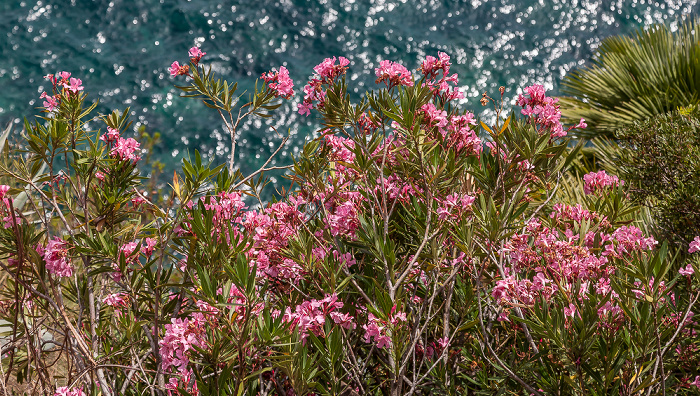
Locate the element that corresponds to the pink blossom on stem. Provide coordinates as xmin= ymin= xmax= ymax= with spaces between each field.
xmin=119 ymin=241 xmax=139 ymax=263
xmin=298 ymin=57 xmax=349 ymax=116
xmin=110 ymin=137 xmax=141 ymax=162
xmin=563 ymin=303 xmax=577 ymax=319
xmin=44 ymin=237 xmax=73 ymax=278
xmin=41 ymin=93 xmax=59 ymax=112
xmin=169 ymin=61 xmax=189 ymax=77
xmin=188 ymin=46 xmax=206 ymax=64
xmin=63 ymin=77 xmax=84 ymax=94
xmin=689 ymin=236 xmax=700 ymax=254
xmin=679 ymin=264 xmax=695 ymax=277
xmin=374 ymin=60 xmax=413 ymax=88
xmin=517 ymin=84 xmax=566 ymax=138
xmin=160 ymin=315 xmax=206 ymax=373
xmin=100 ymin=127 xmax=120 ymax=143
xmin=692 ymin=375 xmax=700 ymax=388
xmin=261 ymin=66 xmax=295 ymax=99
xmin=142 ymin=238 xmax=157 ymax=257
xmin=54 ymin=387 xmax=85 ymax=396
xmin=420 ymin=103 xmax=448 ymax=128
xmin=0 ymin=185 xmax=9 ymax=201
xmin=103 ymin=292 xmax=129 ymax=308
xmin=583 ymin=170 xmax=623 ymax=195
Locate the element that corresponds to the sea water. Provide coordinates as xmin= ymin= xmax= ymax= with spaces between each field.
xmin=0 ymin=0 xmax=697 ymax=178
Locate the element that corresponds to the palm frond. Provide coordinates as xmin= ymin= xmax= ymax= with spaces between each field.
xmin=560 ymin=17 xmax=700 ymax=138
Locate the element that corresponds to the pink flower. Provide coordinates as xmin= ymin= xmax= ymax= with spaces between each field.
xmin=679 ymin=264 xmax=695 ymax=277
xmin=692 ymin=375 xmax=700 ymax=388
xmin=313 ymin=56 xmax=350 ymax=81
xmin=375 ymin=60 xmax=413 ymax=88
xmin=169 ymin=61 xmax=189 ymax=77
xmin=100 ymin=127 xmax=120 ymax=143
xmin=103 ymin=292 xmax=129 ymax=308
xmin=110 ymin=137 xmax=141 ymax=162
xmin=0 ymin=185 xmax=10 ymax=201
xmin=188 ymin=46 xmax=206 ymax=64
xmin=44 ymin=237 xmax=73 ymax=278
xmin=420 ymin=52 xmax=451 ymax=77
xmin=517 ymin=84 xmax=568 ymax=138
xmin=41 ymin=93 xmax=59 ymax=112
xmin=261 ymin=66 xmax=295 ymax=98
xmin=131 ymin=195 xmax=145 ymax=207
xmin=119 ymin=241 xmax=139 ymax=263
xmin=282 ymin=294 xmax=347 ymax=339
xmin=297 ymin=101 xmax=313 ymax=116
xmin=142 ymin=237 xmax=157 ymax=257
xmin=421 ymin=103 xmax=448 ymax=128
xmin=95 ymin=171 xmax=105 ymax=181
xmin=160 ymin=316 xmax=206 ymax=373
xmin=54 ymin=387 xmax=85 ymax=396
xmin=689 ymin=236 xmax=700 ymax=254
xmin=563 ymin=303 xmax=577 ymax=319
xmin=583 ymin=170 xmax=623 ymax=195
xmin=297 ymin=57 xmax=349 ymax=115
xmin=58 ymin=71 xmax=71 ymax=80
xmin=63 ymin=77 xmax=84 ymax=94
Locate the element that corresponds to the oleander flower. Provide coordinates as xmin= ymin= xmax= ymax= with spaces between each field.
xmin=44 ymin=237 xmax=73 ymax=278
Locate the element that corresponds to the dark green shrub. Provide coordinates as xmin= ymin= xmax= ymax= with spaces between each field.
xmin=615 ymin=108 xmax=700 ymax=247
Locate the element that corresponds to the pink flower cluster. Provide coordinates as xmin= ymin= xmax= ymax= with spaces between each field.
xmin=375 ymin=60 xmax=413 ymax=88
xmin=362 ymin=307 xmax=407 ymax=349
xmin=437 ymin=194 xmax=475 ymax=221
xmin=160 ymin=314 xmax=207 ymax=373
xmin=169 ymin=47 xmax=202 ymax=77
xmin=282 ymin=294 xmax=355 ymax=340
xmin=110 ymin=137 xmax=141 ymax=162
xmin=689 ymin=236 xmax=700 ymax=254
xmin=550 ymin=203 xmax=606 ymax=225
xmin=188 ymin=46 xmax=205 ymax=64
xmin=583 ymin=170 xmax=623 ymax=195
xmin=444 ymin=113 xmax=481 ymax=155
xmin=419 ymin=52 xmax=463 ymax=101
xmin=602 ymin=226 xmax=657 ymax=258
xmin=54 ymin=387 xmax=85 ymax=396
xmin=243 ymin=198 xmax=307 ymax=282
xmin=323 ymin=134 xmax=356 ymax=163
xmin=103 ymin=292 xmax=129 ymax=308
xmin=518 ymin=84 xmax=586 ymax=138
xmin=298 ymin=56 xmax=349 ymax=116
xmin=44 ymin=237 xmax=73 ymax=277
xmin=324 ymin=190 xmax=363 ymax=238
xmin=261 ymin=66 xmax=295 ymax=99
xmin=421 ymin=103 xmax=448 ymax=128
xmin=41 ymin=71 xmax=84 ymax=112
xmin=100 ymin=127 xmax=120 ymax=143
xmin=169 ymin=61 xmax=190 ymax=77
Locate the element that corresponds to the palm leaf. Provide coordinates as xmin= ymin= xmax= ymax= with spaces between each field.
xmin=560 ymin=17 xmax=700 ymax=138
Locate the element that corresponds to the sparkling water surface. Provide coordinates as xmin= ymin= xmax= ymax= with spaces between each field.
xmin=1 ymin=0 xmax=697 ymax=177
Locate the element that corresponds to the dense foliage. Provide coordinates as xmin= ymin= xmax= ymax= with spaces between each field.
xmin=611 ymin=108 xmax=700 ymax=248
xmin=559 ymin=17 xmax=700 ymax=137
xmin=0 ymin=48 xmax=700 ymax=396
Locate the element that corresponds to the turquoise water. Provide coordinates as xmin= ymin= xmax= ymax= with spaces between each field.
xmin=1 ymin=0 xmax=698 ymax=176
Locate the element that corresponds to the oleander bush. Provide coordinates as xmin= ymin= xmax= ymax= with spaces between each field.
xmin=1 ymin=48 xmax=700 ymax=396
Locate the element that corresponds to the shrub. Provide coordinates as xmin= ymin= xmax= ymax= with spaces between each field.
xmin=559 ymin=17 xmax=700 ymax=138
xmin=0 ymin=49 xmax=699 ymax=396
xmin=613 ymin=108 xmax=700 ymax=249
